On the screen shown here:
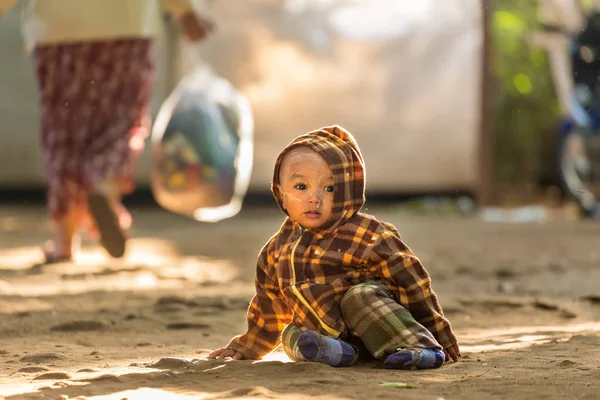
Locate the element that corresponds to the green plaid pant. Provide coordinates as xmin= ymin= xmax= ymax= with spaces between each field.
xmin=282 ymin=281 xmax=442 ymax=362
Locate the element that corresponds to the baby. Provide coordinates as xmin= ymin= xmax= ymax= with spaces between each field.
xmin=209 ymin=125 xmax=460 ymax=369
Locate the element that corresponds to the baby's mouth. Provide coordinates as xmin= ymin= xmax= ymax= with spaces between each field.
xmin=304 ymin=210 xmax=321 ymax=218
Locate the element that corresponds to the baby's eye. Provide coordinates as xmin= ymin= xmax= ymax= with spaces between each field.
xmin=294 ymin=183 xmax=307 ymax=190
xmin=324 ymin=185 xmax=334 ymax=192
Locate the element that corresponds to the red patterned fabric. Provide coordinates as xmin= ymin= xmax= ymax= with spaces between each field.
xmin=33 ymin=39 xmax=155 ymax=221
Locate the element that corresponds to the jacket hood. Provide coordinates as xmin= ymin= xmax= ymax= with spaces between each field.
xmin=271 ymin=125 xmax=365 ymax=231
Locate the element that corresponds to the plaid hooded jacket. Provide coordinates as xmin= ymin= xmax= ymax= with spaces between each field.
xmin=227 ymin=125 xmax=457 ymax=359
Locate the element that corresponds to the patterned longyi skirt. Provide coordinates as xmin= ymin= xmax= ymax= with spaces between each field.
xmin=33 ymin=38 xmax=155 ymax=221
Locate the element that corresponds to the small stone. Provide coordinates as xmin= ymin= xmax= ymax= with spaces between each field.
xmin=150 ymin=357 xmax=192 ymax=369
xmin=90 ymin=351 xmax=100 ymax=356
xmin=497 ymin=281 xmax=514 ymax=294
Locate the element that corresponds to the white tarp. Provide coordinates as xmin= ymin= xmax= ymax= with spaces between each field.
xmin=187 ymin=0 xmax=484 ymax=192
xmin=0 ymin=0 xmax=483 ymax=193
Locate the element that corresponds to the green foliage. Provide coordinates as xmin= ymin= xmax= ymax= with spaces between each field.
xmin=492 ymin=0 xmax=561 ymax=184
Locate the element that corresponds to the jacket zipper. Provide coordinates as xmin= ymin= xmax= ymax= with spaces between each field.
xmin=289 ymin=229 xmax=342 ymax=338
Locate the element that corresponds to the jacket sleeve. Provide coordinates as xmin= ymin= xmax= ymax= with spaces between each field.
xmin=161 ymin=0 xmax=194 ymax=18
xmin=0 ymin=0 xmax=18 ymax=15
xmin=226 ymin=241 xmax=293 ymax=359
xmin=367 ymin=229 xmax=458 ymax=350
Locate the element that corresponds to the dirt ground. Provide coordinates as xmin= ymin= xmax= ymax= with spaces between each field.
xmin=1 ymin=202 xmax=600 ymax=400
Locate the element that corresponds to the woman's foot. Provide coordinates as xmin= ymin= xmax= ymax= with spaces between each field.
xmin=87 ymin=192 xmax=127 ymax=258
xmin=40 ymin=240 xmax=72 ymax=264
xmin=297 ymin=330 xmax=357 ymax=367
xmin=383 ymin=348 xmax=445 ymax=370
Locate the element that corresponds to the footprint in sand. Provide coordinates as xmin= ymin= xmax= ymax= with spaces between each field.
xmin=154 ymin=297 xmax=194 ymax=314
xmin=33 ymin=372 xmax=71 ymax=380
xmin=166 ymin=322 xmax=210 ymax=330
xmin=81 ymin=374 xmax=122 ymax=383
xmin=215 ymin=387 xmax=277 ymax=399
xmin=20 ymin=353 xmax=66 ymax=364
xmin=559 ymin=360 xmax=577 ymax=368
xmin=50 ymin=321 xmax=106 ymax=332
xmin=18 ymin=366 xmax=49 ymax=373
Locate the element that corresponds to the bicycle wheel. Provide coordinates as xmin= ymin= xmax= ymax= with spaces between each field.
xmin=556 ymin=126 xmax=599 ymax=217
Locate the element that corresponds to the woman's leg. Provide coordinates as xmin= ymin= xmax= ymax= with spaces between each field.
xmin=43 ymin=198 xmax=85 ymax=262
xmin=340 ymin=282 xmax=445 ymax=370
xmin=33 ymin=44 xmax=87 ymax=262
xmin=33 ymin=39 xmax=155 ymax=260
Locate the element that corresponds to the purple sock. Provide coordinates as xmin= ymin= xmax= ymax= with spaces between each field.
xmin=384 ymin=348 xmax=445 ymax=370
xmin=297 ymin=330 xmax=356 ymax=367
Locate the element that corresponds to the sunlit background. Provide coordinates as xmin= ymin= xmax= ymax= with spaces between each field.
xmin=2 ymin=1 xmax=600 ymax=400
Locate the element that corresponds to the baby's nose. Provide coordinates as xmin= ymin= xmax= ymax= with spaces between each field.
xmin=308 ymin=189 xmax=323 ymax=203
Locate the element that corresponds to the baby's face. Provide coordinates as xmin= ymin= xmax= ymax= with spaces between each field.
xmin=278 ymin=147 xmax=334 ymax=229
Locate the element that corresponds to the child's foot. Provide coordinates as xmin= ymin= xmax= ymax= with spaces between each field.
xmin=297 ymin=330 xmax=356 ymax=367
xmin=383 ymin=348 xmax=445 ymax=370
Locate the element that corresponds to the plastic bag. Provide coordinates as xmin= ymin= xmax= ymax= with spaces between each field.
xmin=150 ymin=64 xmax=254 ymax=222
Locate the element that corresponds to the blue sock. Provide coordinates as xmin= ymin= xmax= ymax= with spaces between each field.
xmin=383 ymin=348 xmax=445 ymax=370
xmin=297 ymin=330 xmax=356 ymax=367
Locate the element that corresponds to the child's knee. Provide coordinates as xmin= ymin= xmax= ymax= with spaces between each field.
xmin=340 ymin=281 xmax=391 ymax=316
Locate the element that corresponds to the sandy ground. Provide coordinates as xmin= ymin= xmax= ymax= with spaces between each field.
xmin=1 ymin=203 xmax=600 ymax=400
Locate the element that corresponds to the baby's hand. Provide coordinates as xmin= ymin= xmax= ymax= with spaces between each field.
xmin=208 ymin=347 xmax=244 ymax=360
xmin=444 ymin=343 xmax=461 ymax=362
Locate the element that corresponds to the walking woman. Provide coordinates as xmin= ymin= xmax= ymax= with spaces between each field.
xmin=0 ymin=0 xmax=214 ymax=262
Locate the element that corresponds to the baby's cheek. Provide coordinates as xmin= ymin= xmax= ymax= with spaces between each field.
xmin=283 ymin=191 xmax=304 ymax=203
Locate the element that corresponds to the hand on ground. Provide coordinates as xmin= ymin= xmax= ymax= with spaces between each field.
xmin=444 ymin=343 xmax=461 ymax=362
xmin=208 ymin=347 xmax=243 ymax=360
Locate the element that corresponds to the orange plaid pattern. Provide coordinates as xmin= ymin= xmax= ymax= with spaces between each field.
xmin=226 ymin=126 xmax=457 ymax=359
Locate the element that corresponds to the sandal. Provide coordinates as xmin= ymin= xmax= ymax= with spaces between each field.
xmin=87 ymin=192 xmax=127 ymax=258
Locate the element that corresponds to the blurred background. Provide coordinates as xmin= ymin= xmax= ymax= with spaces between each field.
xmin=2 ymin=0 xmax=600 ymax=217
xmin=1 ymin=0 xmax=481 ymax=203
